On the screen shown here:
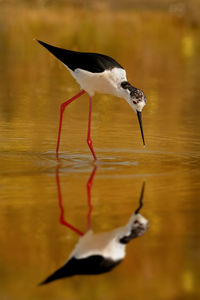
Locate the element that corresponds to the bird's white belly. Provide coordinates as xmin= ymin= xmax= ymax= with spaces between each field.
xmin=68 ymin=67 xmax=127 ymax=97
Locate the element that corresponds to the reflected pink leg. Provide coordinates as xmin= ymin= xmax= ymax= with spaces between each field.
xmin=87 ymin=166 xmax=97 ymax=229
xmin=87 ymin=96 xmax=97 ymax=160
xmin=56 ymin=90 xmax=86 ymax=156
xmin=56 ymin=168 xmax=84 ymax=236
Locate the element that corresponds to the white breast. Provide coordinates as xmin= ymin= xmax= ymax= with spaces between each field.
xmin=67 ymin=67 xmax=127 ymax=97
xmin=70 ymin=230 xmax=126 ymax=261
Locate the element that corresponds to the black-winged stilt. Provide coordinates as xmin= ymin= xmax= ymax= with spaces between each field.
xmin=40 ymin=168 xmax=148 ymax=284
xmin=37 ymin=40 xmax=146 ymax=160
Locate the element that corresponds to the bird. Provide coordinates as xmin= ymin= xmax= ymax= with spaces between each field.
xmin=40 ymin=179 xmax=148 ymax=285
xmin=37 ymin=40 xmax=147 ymax=160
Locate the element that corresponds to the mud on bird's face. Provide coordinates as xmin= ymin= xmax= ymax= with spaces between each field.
xmin=119 ymin=214 xmax=148 ymax=244
xmin=120 ymin=81 xmax=146 ymax=112
xmin=131 ymin=88 xmax=146 ymax=146
xmin=130 ymin=88 xmax=146 ymax=112
xmin=131 ymin=213 xmax=148 ymax=237
xmin=120 ymin=81 xmax=146 ymax=145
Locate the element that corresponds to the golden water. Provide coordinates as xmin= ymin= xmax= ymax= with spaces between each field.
xmin=0 ymin=4 xmax=200 ymax=300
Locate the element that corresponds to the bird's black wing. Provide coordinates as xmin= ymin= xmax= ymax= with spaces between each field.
xmin=40 ymin=255 xmax=122 ymax=285
xmin=37 ymin=40 xmax=123 ymax=73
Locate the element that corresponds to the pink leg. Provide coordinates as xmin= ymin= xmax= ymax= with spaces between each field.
xmin=87 ymin=166 xmax=97 ymax=230
xmin=87 ymin=96 xmax=97 ymax=160
xmin=56 ymin=90 xmax=86 ymax=156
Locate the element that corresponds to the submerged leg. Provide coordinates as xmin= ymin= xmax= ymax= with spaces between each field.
xmin=56 ymin=90 xmax=86 ymax=156
xmin=87 ymin=96 xmax=97 ymax=160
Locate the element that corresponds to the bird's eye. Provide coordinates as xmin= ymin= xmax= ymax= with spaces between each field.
xmin=134 ymin=220 xmax=139 ymax=224
xmin=133 ymin=100 xmax=137 ymax=104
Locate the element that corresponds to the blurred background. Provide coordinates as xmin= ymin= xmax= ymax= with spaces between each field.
xmin=0 ymin=1 xmax=200 ymax=299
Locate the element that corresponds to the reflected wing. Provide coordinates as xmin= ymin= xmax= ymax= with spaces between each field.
xmin=40 ymin=255 xmax=122 ymax=285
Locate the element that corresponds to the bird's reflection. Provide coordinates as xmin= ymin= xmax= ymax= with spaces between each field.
xmin=41 ymin=167 xmax=148 ymax=285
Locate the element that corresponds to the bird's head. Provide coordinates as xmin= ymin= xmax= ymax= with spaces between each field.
xmin=119 ymin=214 xmax=148 ymax=244
xmin=121 ymin=81 xmax=146 ymax=146
xmin=130 ymin=88 xmax=146 ymax=113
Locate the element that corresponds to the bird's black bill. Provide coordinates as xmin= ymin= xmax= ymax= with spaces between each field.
xmin=136 ymin=110 xmax=145 ymax=146
xmin=135 ymin=182 xmax=145 ymax=214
